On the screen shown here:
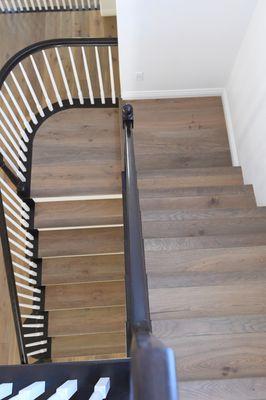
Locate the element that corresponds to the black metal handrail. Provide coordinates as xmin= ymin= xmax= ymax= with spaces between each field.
xmin=0 ymin=37 xmax=119 ymax=364
xmin=122 ymin=104 xmax=178 ymax=400
xmin=0 ymin=37 xmax=118 ymax=87
xmin=0 ymin=190 xmax=27 ymax=364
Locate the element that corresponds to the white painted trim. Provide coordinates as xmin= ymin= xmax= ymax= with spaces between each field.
xmin=42 ymin=251 xmax=124 ymax=259
xmin=38 ymin=224 xmax=123 ymax=231
xmin=221 ymin=88 xmax=240 ymax=167
xmin=121 ymin=87 xmax=223 ymax=100
xmin=33 ymin=194 xmax=122 ymax=203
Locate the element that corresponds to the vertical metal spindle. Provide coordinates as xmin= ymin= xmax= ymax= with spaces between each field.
xmin=42 ymin=50 xmax=63 ymax=107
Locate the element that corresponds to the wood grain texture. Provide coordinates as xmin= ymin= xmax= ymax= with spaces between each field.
xmin=138 ymin=167 xmax=243 ymax=192
xmin=35 ymin=199 xmax=123 ymax=229
xmin=45 ymin=281 xmax=125 ymax=310
xmin=143 ymin=217 xmax=266 ymax=238
xmin=145 ymin=246 xmax=266 ymax=275
xmin=51 ymin=331 xmax=126 ymax=359
xmin=133 ymin=98 xmax=266 ymax=385
xmin=31 ymin=108 xmax=122 ymax=198
xmin=38 ymin=226 xmax=124 ymax=257
xmin=131 ymin=97 xmax=232 ymax=171
xmin=0 ymin=11 xmax=117 ymax=69
xmin=139 ymin=183 xmax=254 ymax=199
xmin=42 ymin=254 xmax=124 ymax=285
xmin=150 ymin=283 xmax=266 ymax=320
xmin=141 ymin=192 xmax=256 ymax=211
xmin=179 ymin=377 xmax=266 ymax=400
xmin=49 ymin=306 xmax=125 ymax=336
xmin=162 ymin=332 xmax=266 ymax=381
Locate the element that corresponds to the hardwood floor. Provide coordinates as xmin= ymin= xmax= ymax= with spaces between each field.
xmin=134 ymin=98 xmax=266 ymax=397
xmin=31 ymin=108 xmax=122 ymax=197
xmin=0 ymin=11 xmax=117 ymax=68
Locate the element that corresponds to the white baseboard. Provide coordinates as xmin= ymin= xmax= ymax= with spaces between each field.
xmin=121 ymin=87 xmax=223 ymax=100
xmin=221 ymin=89 xmax=240 ymax=167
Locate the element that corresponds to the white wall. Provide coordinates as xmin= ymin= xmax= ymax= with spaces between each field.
xmin=116 ymin=0 xmax=257 ymax=99
xmin=226 ymin=0 xmax=266 ymax=205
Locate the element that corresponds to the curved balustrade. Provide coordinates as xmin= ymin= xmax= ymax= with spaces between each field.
xmin=0 ymin=0 xmax=99 ymax=13
xmin=0 ymin=38 xmax=119 ymax=192
xmin=0 ymin=37 xmax=119 ymax=363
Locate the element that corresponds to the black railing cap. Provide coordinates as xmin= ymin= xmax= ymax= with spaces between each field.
xmin=122 ymin=104 xmax=134 ymax=129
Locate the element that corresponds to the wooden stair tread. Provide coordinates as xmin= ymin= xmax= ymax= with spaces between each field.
xmin=149 ymin=282 xmax=266 ymax=320
xmin=45 ymin=281 xmax=125 ymax=311
xmin=136 ymin=151 xmax=232 ymax=170
xmin=145 ymin=232 xmax=266 ymax=252
xmin=35 ymin=199 xmax=123 ymax=229
xmin=51 ymin=331 xmax=126 ymax=359
xmin=38 ymin=226 xmax=124 ymax=257
xmin=52 ymin=353 xmax=127 ymax=363
xmin=142 ymin=207 xmax=266 ymax=222
xmin=154 ymin=331 xmax=266 ymax=381
xmin=138 ymin=167 xmax=243 ymax=191
xmin=143 ymin=216 xmax=266 ymax=238
xmin=179 ymin=376 xmax=266 ymax=399
xmin=145 ymin=245 xmax=266 ymax=273
xmin=140 ymin=192 xmax=256 ymax=211
xmin=42 ymin=254 xmax=125 ymax=285
xmin=138 ymin=166 xmax=242 ymax=178
xmin=139 ymin=184 xmax=254 ymax=198
xmin=48 ymin=306 xmax=125 ymax=336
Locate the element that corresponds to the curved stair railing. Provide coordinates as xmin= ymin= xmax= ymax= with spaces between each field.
xmin=0 ymin=37 xmax=119 ymax=364
xmin=0 ymin=40 xmax=178 ymax=398
xmin=0 ymin=0 xmax=99 ymax=13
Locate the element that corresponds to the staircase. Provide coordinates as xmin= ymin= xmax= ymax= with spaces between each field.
xmin=134 ymin=97 xmax=266 ymax=397
xmin=34 ymin=198 xmax=126 ymax=362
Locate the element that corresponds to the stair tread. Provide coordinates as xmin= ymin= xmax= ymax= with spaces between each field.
xmin=154 ymin=331 xmax=266 ymax=381
xmin=38 ymin=226 xmax=124 ymax=257
xmin=48 ymin=306 xmax=125 ymax=336
xmin=140 ymin=191 xmax=256 ymax=210
xmin=138 ymin=166 xmax=242 ymax=178
xmin=35 ymin=198 xmax=123 ymax=229
xmin=143 ymin=216 xmax=266 ymax=238
xmin=138 ymin=167 xmax=243 ymax=191
xmin=142 ymin=207 xmax=266 ymax=222
xmin=42 ymin=254 xmax=124 ymax=285
xmin=179 ymin=376 xmax=266 ymax=400
xmin=51 ymin=331 xmax=126 ymax=359
xmin=45 ymin=281 xmax=125 ymax=311
xmin=149 ymin=282 xmax=266 ymax=320
xmin=145 ymin=246 xmax=266 ymax=274
xmin=139 ymin=184 xmax=254 ymax=198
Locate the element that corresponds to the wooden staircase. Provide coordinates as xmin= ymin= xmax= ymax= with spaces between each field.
xmin=133 ymin=98 xmax=266 ymax=398
xmin=34 ymin=198 xmax=126 ymax=362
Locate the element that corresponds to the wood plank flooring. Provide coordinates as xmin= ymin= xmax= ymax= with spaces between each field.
xmin=133 ymin=98 xmax=266 ymax=397
xmin=31 ymin=108 xmax=122 ymax=198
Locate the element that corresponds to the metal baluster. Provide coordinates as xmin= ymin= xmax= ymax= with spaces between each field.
xmin=55 ymin=48 xmax=73 ymax=105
